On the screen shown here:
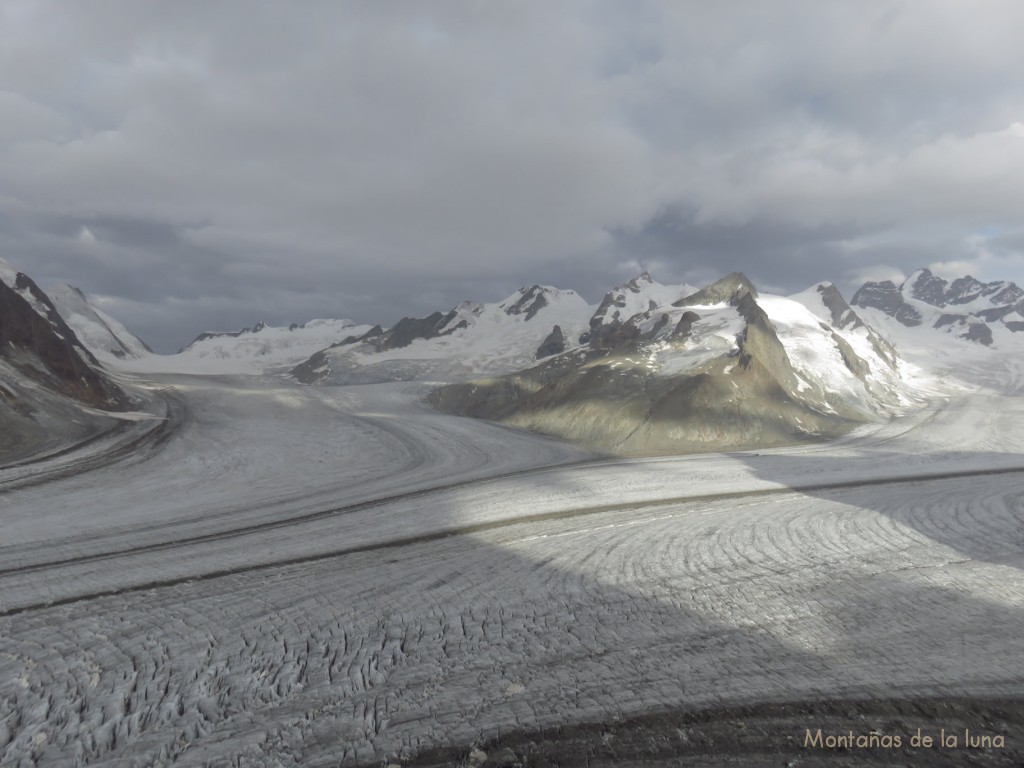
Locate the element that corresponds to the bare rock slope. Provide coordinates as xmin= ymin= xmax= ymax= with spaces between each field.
xmin=0 ymin=259 xmax=128 ymax=461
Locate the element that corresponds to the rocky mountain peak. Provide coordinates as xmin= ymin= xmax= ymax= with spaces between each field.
xmin=0 ymin=270 xmax=125 ymax=407
xmin=502 ymin=285 xmax=550 ymax=320
xmin=850 ymin=280 xmax=923 ymax=327
xmin=905 ymin=268 xmax=952 ymax=306
xmin=673 ymin=272 xmax=758 ymax=308
xmin=816 ymin=282 xmax=864 ymax=330
xmin=624 ymin=271 xmax=654 ymax=292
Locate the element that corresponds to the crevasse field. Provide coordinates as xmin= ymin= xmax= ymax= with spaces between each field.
xmin=2 ymin=345 xmax=1024 ymax=766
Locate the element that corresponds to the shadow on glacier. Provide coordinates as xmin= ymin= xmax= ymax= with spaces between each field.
xmin=730 ymin=448 xmax=1024 ymax=572
xmin=217 ymin=500 xmax=1024 ymax=766
xmin=9 ymin=463 xmax=1024 ymax=768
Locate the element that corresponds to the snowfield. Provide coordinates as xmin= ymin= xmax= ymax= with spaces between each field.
xmin=2 ymin=349 xmax=1024 ymax=764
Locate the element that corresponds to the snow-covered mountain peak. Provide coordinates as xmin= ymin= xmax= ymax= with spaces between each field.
xmin=587 ymin=272 xmax=697 ymax=347
xmin=47 ymin=284 xmax=153 ymax=362
xmin=185 ymin=320 xmax=275 ymax=348
xmin=623 ymin=270 xmax=654 ymax=291
xmin=499 ymin=284 xmax=583 ymax=320
xmin=294 ymin=285 xmax=594 ymax=384
xmin=894 ymin=267 xmax=1024 ymax=311
xmin=853 ymin=267 xmax=1024 ymax=346
xmin=903 ymin=268 xmax=949 ymax=306
xmin=0 ymin=268 xmax=105 ymax=359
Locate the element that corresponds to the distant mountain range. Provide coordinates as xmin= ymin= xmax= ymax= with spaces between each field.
xmin=430 ymin=273 xmax=911 ymax=454
xmin=1 ymin=256 xmax=1020 ymax=458
xmin=852 ymin=268 xmax=1024 ymax=345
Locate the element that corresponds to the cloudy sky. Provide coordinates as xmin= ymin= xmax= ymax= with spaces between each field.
xmin=3 ymin=1 xmax=1024 ymax=351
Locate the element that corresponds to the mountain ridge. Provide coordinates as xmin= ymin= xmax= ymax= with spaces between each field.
xmin=851 ymin=267 xmax=1024 ymax=345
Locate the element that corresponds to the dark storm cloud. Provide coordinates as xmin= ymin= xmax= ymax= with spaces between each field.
xmin=2 ymin=0 xmax=1024 ymax=350
xmin=608 ymin=209 xmax=865 ymax=291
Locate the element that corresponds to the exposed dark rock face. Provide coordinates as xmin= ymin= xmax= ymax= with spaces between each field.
xmin=854 ymin=268 xmax=1024 ymax=343
xmin=905 ymin=268 xmax=1024 ymax=307
xmin=820 ymin=323 xmax=872 ymax=379
xmin=588 ymin=309 xmax=676 ymax=352
xmin=586 ymin=273 xmax=666 ymax=351
xmin=732 ymin=291 xmax=809 ymax=403
xmin=183 ymin=323 xmax=263 ymax=351
xmin=338 ymin=324 xmax=383 ymax=346
xmin=814 ymin=283 xmax=898 ymax=369
xmin=377 ymin=312 xmax=449 ymax=350
xmin=935 ymin=313 xmax=968 ymax=328
xmin=671 ymin=311 xmax=701 ymax=340
xmin=992 ymin=283 xmax=1024 ymax=305
xmin=369 ymin=311 xmax=467 ymax=352
xmin=974 ymin=303 xmax=1024 ymax=323
xmin=0 ymin=275 xmax=126 ymax=409
xmin=906 ymin=269 xmax=950 ymax=305
xmin=646 ymin=313 xmax=671 ymax=337
xmin=588 ymin=320 xmax=633 ymax=351
xmin=590 ymin=294 xmax=625 ymax=328
xmin=589 ymin=272 xmax=654 ymax=329
xmin=674 ymin=272 xmax=758 ymax=308
xmin=947 ymin=276 xmax=989 ymax=305
xmin=816 ymin=283 xmax=864 ymax=330
xmin=850 ymin=280 xmax=923 ymax=326
xmin=935 ymin=314 xmax=993 ymax=346
xmin=536 ymin=325 xmax=566 ymax=359
xmin=964 ymin=322 xmax=994 ymax=345
xmin=290 ymin=349 xmax=330 ymax=384
xmin=503 ymin=286 xmax=549 ymax=321
xmin=594 ymin=322 xmax=641 ymax=351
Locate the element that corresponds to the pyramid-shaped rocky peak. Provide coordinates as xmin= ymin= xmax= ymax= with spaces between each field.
xmin=673 ymin=272 xmax=758 ymax=308
xmin=816 ymin=282 xmax=864 ymax=330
